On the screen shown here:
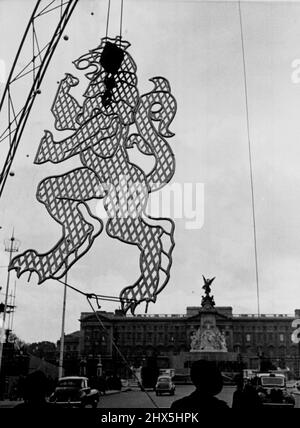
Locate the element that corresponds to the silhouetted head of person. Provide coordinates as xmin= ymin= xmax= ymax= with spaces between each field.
xmin=23 ymin=370 xmax=48 ymax=403
xmin=190 ymin=360 xmax=223 ymax=396
xmin=234 ymin=374 xmax=244 ymax=390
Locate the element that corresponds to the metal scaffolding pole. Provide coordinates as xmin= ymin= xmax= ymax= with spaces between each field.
xmin=0 ymin=232 xmax=19 ymax=377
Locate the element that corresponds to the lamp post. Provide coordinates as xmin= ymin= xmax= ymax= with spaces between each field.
xmin=97 ymin=355 xmax=103 ymax=377
xmin=58 ymin=260 xmax=68 ymax=379
xmin=80 ymin=358 xmax=87 ymax=376
xmin=0 ymin=231 xmax=20 ymax=377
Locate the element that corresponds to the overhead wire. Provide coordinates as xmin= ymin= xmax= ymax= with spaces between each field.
xmin=37 ymin=0 xmax=56 ymax=17
xmin=37 ymin=1 xmax=71 ymax=17
xmin=56 ymin=277 xmax=135 ymax=304
xmin=105 ymin=0 xmax=111 ymax=38
xmin=238 ymin=1 xmax=260 ymax=316
xmin=120 ymin=0 xmax=124 ymax=40
xmin=0 ymin=0 xmax=78 ymax=200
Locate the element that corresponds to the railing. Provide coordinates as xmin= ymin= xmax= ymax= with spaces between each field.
xmin=232 ymin=314 xmax=294 ymax=318
xmin=125 ymin=313 xmax=295 ymax=319
xmin=125 ymin=313 xmax=186 ymax=318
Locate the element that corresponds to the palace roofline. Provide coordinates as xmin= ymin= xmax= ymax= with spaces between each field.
xmin=79 ymin=306 xmax=299 ymax=322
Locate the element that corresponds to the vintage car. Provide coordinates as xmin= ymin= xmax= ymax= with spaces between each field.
xmin=49 ymin=376 xmax=99 ymax=408
xmin=155 ymin=375 xmax=176 ymax=396
xmin=293 ymin=380 xmax=300 ymax=391
xmin=254 ymin=373 xmax=295 ymax=408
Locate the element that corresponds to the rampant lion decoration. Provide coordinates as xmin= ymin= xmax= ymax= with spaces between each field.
xmin=9 ymin=36 xmax=177 ymax=314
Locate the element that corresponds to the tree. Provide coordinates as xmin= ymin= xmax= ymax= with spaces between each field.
xmin=6 ymin=332 xmax=27 ymax=352
xmin=26 ymin=341 xmax=57 ymax=363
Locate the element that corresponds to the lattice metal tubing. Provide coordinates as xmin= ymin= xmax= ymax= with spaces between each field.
xmin=10 ymin=36 xmax=177 ymax=314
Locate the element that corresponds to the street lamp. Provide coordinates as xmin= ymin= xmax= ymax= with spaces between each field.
xmin=58 ymin=241 xmax=70 ymax=379
xmin=97 ymin=355 xmax=103 ymax=377
xmin=80 ymin=358 xmax=87 ymax=376
xmin=0 ymin=231 xmax=20 ymax=377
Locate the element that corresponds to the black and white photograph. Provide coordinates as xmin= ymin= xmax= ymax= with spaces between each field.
xmin=1 ymin=0 xmax=300 ymax=416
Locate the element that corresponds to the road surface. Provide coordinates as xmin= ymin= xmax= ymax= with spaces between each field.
xmin=98 ymin=385 xmax=234 ymax=408
xmin=1 ymin=383 xmax=300 ymax=408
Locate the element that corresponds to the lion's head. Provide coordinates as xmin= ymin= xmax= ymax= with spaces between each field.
xmin=74 ymin=36 xmax=139 ymax=126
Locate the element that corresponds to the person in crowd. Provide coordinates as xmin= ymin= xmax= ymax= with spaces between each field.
xmin=232 ymin=374 xmax=245 ymax=408
xmin=170 ymin=360 xmax=229 ymax=409
xmin=14 ymin=370 xmax=56 ymax=408
xmin=232 ymin=376 xmax=262 ymax=409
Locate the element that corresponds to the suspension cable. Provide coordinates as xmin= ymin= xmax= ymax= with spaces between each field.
xmin=120 ymin=0 xmax=124 ymax=40
xmin=105 ymin=0 xmax=111 ymax=38
xmin=55 ymin=277 xmax=135 ymax=304
xmin=238 ymin=1 xmax=260 ymax=315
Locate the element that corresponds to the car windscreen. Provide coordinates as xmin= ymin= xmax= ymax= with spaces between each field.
xmin=261 ymin=377 xmax=285 ymax=387
xmin=58 ymin=379 xmax=83 ymax=388
xmin=158 ymin=377 xmax=170 ymax=383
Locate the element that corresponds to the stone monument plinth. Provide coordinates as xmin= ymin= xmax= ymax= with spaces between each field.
xmin=171 ymin=276 xmax=239 ymax=372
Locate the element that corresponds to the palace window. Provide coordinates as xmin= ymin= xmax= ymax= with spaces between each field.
xmin=257 ymin=333 xmax=263 ymax=343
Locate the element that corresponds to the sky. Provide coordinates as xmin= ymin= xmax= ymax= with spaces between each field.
xmin=1 ymin=0 xmax=300 ymax=342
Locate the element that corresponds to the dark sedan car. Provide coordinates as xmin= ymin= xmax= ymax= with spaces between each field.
xmin=254 ymin=373 xmax=295 ymax=408
xmin=49 ymin=376 xmax=99 ymax=408
xmin=155 ymin=375 xmax=176 ymax=396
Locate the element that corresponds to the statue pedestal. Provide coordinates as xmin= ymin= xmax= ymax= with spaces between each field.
xmin=170 ymin=350 xmax=239 ymax=374
xmin=186 ymin=351 xmax=238 ymax=362
xmin=171 ymin=275 xmax=239 ymax=376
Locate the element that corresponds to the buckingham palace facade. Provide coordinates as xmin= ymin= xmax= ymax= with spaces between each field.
xmin=75 ymin=305 xmax=300 ymax=377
